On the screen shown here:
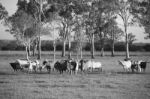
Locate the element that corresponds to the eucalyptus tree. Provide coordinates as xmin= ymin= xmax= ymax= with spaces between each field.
xmin=8 ymin=10 xmax=37 ymax=60
xmin=107 ymin=19 xmax=124 ymax=57
xmin=28 ymin=0 xmax=45 ymax=59
xmin=130 ymin=0 xmax=150 ymax=39
xmin=81 ymin=1 xmax=96 ymax=59
xmin=88 ymin=0 xmax=117 ymax=57
xmin=72 ymin=14 xmax=86 ymax=60
xmin=114 ymin=0 xmax=134 ymax=59
xmin=47 ymin=0 xmax=88 ymax=59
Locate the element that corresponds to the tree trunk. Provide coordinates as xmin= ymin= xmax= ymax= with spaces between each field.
xmin=38 ymin=36 xmax=41 ymax=59
xmin=37 ymin=3 xmax=42 ymax=60
xmin=28 ymin=43 xmax=31 ymax=56
xmin=53 ymin=40 xmax=56 ymax=63
xmin=32 ymin=44 xmax=37 ymax=56
xmin=101 ymin=47 xmax=104 ymax=57
xmin=100 ymin=39 xmax=105 ymax=57
xmin=80 ymin=44 xmax=83 ymax=59
xmin=77 ymin=48 xmax=79 ymax=61
xmin=32 ymin=39 xmax=37 ymax=56
xmin=91 ymin=33 xmax=95 ymax=59
xmin=111 ymin=40 xmax=115 ymax=57
xmin=111 ymin=30 xmax=115 ymax=57
xmin=68 ymin=40 xmax=71 ymax=59
xmin=26 ymin=46 xmax=29 ymax=60
xmin=62 ymin=40 xmax=66 ymax=57
xmin=125 ymin=24 xmax=130 ymax=59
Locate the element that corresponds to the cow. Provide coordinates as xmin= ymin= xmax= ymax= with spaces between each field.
xmin=15 ymin=59 xmax=40 ymax=73
xmin=131 ymin=61 xmax=139 ymax=72
xmin=79 ymin=59 xmax=102 ymax=72
xmin=10 ymin=62 xmax=23 ymax=71
xmin=15 ymin=59 xmax=30 ymax=69
xmin=54 ymin=60 xmax=68 ymax=74
xmin=67 ymin=59 xmax=79 ymax=75
xmin=118 ymin=60 xmax=132 ymax=72
xmin=28 ymin=60 xmax=40 ymax=72
xmin=137 ymin=60 xmax=148 ymax=72
xmin=42 ymin=59 xmax=55 ymax=73
xmin=79 ymin=59 xmax=88 ymax=71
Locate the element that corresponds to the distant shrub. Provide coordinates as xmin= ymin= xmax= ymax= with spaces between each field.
xmin=129 ymin=45 xmax=145 ymax=51
xmin=144 ymin=44 xmax=150 ymax=51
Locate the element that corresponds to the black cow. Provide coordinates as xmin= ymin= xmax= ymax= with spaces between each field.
xmin=131 ymin=60 xmax=148 ymax=73
xmin=139 ymin=61 xmax=147 ymax=72
xmin=54 ymin=60 xmax=68 ymax=74
xmin=10 ymin=62 xmax=23 ymax=71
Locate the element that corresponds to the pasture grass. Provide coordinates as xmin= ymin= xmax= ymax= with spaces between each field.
xmin=0 ymin=51 xmax=150 ymax=99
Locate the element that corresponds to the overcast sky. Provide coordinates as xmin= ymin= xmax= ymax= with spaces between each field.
xmin=0 ymin=0 xmax=150 ymax=43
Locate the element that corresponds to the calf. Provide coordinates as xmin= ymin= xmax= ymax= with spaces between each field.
xmin=118 ymin=60 xmax=132 ymax=72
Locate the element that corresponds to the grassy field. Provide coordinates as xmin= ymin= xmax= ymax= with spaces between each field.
xmin=0 ymin=51 xmax=150 ymax=99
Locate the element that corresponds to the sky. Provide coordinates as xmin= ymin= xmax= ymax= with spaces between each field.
xmin=0 ymin=0 xmax=150 ymax=43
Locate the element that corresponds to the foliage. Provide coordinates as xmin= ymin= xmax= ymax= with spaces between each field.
xmin=130 ymin=0 xmax=150 ymax=39
xmin=0 ymin=2 xmax=8 ymax=20
xmin=128 ymin=32 xmax=136 ymax=45
xmin=8 ymin=10 xmax=37 ymax=47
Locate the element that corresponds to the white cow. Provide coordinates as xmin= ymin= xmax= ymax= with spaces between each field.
xmin=28 ymin=60 xmax=40 ymax=72
xmin=16 ymin=59 xmax=30 ymax=69
xmin=83 ymin=60 xmax=102 ymax=72
xmin=118 ymin=60 xmax=132 ymax=72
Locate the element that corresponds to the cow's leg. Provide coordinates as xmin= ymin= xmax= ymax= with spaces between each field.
xmin=138 ymin=66 xmax=141 ymax=72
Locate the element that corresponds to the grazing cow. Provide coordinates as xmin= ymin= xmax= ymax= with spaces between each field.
xmin=79 ymin=59 xmax=102 ymax=72
xmin=54 ymin=60 xmax=68 ymax=74
xmin=118 ymin=60 xmax=132 ymax=72
xmin=137 ymin=60 xmax=147 ymax=72
xmin=67 ymin=59 xmax=79 ymax=74
xmin=28 ymin=60 xmax=40 ymax=72
xmin=10 ymin=62 xmax=23 ymax=71
xmin=42 ymin=60 xmax=55 ymax=73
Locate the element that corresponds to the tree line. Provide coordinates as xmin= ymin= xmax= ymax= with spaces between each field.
xmin=0 ymin=0 xmax=150 ymax=60
xmin=0 ymin=40 xmax=149 ymax=52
